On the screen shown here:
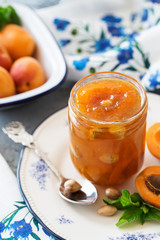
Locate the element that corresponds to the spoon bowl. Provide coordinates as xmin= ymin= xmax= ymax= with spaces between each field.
xmin=3 ymin=121 xmax=98 ymax=205
xmin=59 ymin=178 xmax=97 ymax=205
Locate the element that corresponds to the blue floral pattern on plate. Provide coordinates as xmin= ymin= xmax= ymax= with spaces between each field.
xmin=30 ymin=158 xmax=50 ymax=190
xmin=108 ymin=231 xmax=160 ymax=240
xmin=57 ymin=215 xmax=74 ymax=224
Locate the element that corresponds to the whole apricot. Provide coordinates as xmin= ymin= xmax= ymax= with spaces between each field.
xmin=0 ymin=24 xmax=35 ymax=60
xmin=0 ymin=66 xmax=15 ymax=98
xmin=0 ymin=44 xmax=12 ymax=70
xmin=10 ymin=56 xmax=45 ymax=93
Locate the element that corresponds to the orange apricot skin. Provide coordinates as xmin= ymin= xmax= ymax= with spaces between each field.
xmin=0 ymin=44 xmax=12 ymax=70
xmin=10 ymin=56 xmax=45 ymax=93
xmin=0 ymin=24 xmax=35 ymax=60
xmin=146 ymin=123 xmax=160 ymax=159
xmin=0 ymin=66 xmax=16 ymax=98
xmin=135 ymin=166 xmax=160 ymax=208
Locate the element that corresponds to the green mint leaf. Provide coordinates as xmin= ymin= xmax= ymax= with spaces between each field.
xmin=120 ymin=190 xmax=140 ymax=207
xmin=103 ymin=189 xmax=160 ymax=227
xmin=140 ymin=205 xmax=149 ymax=214
xmin=103 ymin=190 xmax=140 ymax=210
xmin=116 ymin=206 xmax=143 ymax=227
xmin=103 ymin=198 xmax=124 ymax=210
xmin=120 ymin=190 xmax=131 ymax=207
xmin=130 ymin=193 xmax=142 ymax=203
xmin=0 ymin=5 xmax=21 ymax=30
xmin=139 ymin=212 xmax=145 ymax=225
xmin=145 ymin=207 xmax=160 ymax=222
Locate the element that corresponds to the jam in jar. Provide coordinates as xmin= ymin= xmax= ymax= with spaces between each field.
xmin=68 ymin=72 xmax=148 ymax=185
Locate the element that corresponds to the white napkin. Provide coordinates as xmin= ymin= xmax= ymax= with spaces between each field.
xmin=0 ymin=154 xmax=55 ymax=239
xmin=37 ymin=0 xmax=160 ymax=92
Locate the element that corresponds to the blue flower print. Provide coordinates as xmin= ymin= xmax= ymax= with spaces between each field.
xmin=141 ymin=9 xmax=149 ymax=22
xmin=131 ymin=13 xmax=137 ymax=22
xmin=9 ymin=219 xmax=32 ymax=238
xmin=43 ymin=228 xmax=51 ymax=236
xmin=54 ymin=18 xmax=70 ymax=31
xmin=149 ymin=70 xmax=160 ymax=88
xmin=73 ymin=57 xmax=89 ymax=70
xmin=151 ymin=0 xmax=160 ymax=3
xmin=140 ymin=73 xmax=145 ymax=80
xmin=42 ymin=229 xmax=57 ymax=239
xmin=0 ymin=222 xmax=4 ymax=238
xmin=94 ymin=38 xmax=111 ymax=53
xmin=107 ymin=25 xmax=125 ymax=37
xmin=117 ymin=45 xmax=133 ymax=64
xmin=59 ymin=39 xmax=71 ymax=47
xmin=127 ymin=31 xmax=137 ymax=41
xmin=0 ymin=223 xmax=5 ymax=233
xmin=101 ymin=14 xmax=122 ymax=23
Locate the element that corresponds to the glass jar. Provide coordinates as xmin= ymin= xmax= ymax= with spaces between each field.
xmin=68 ymin=72 xmax=148 ymax=185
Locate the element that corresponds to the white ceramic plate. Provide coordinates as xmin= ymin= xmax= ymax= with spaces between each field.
xmin=18 ymin=93 xmax=160 ymax=240
xmin=0 ymin=1 xmax=67 ymax=109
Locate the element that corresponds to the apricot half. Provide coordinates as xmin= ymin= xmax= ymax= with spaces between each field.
xmin=146 ymin=123 xmax=160 ymax=159
xmin=135 ymin=166 xmax=160 ymax=208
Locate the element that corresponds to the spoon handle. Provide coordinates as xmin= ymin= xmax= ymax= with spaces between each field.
xmin=3 ymin=121 xmax=64 ymax=182
xmin=33 ymin=142 xmax=63 ymax=181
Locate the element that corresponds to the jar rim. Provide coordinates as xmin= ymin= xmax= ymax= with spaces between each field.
xmin=69 ymin=71 xmax=148 ymax=126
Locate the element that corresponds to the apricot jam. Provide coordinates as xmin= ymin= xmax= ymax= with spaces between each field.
xmin=68 ymin=72 xmax=148 ymax=185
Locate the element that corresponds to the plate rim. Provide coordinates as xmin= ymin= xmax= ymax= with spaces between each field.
xmin=17 ymin=92 xmax=160 ymax=240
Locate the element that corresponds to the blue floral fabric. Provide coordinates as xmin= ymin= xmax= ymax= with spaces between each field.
xmin=0 ymin=201 xmax=56 ymax=239
xmin=9 ymin=220 xmax=32 ymax=238
xmin=51 ymin=0 xmax=160 ymax=92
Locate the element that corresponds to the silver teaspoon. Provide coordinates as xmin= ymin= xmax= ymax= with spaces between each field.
xmin=3 ymin=121 xmax=97 ymax=205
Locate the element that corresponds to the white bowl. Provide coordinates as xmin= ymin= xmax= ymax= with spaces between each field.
xmin=0 ymin=2 xmax=67 ymax=109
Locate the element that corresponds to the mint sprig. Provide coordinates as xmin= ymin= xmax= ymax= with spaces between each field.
xmin=103 ymin=190 xmax=160 ymax=227
xmin=0 ymin=5 xmax=21 ymax=30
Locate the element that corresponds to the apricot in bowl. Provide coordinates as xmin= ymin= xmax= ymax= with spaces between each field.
xmin=0 ymin=66 xmax=15 ymax=98
xmin=0 ymin=2 xmax=66 ymax=109
xmin=0 ymin=44 xmax=12 ymax=70
xmin=10 ymin=57 xmax=45 ymax=93
xmin=0 ymin=24 xmax=35 ymax=60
